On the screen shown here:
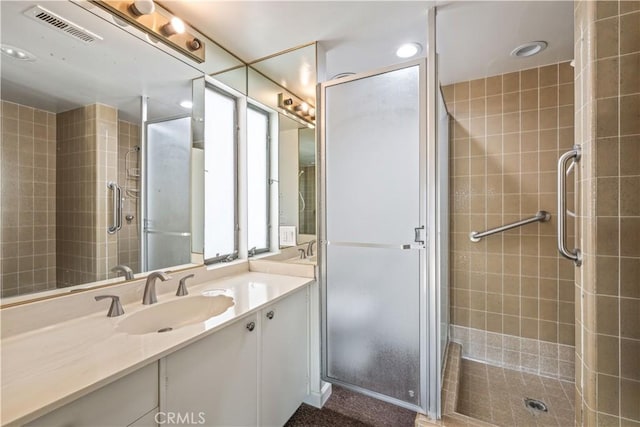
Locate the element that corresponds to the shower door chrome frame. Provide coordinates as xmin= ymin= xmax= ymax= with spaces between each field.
xmin=318 ymin=57 xmax=435 ymax=416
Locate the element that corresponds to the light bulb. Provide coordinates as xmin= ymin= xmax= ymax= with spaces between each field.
xmin=129 ymin=0 xmax=155 ymax=16
xmin=161 ymin=17 xmax=185 ymax=36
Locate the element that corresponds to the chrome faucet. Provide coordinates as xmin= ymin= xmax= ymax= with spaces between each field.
xmin=142 ymin=271 xmax=172 ymax=305
xmin=298 ymin=248 xmax=307 ymax=259
xmin=111 ymin=264 xmax=134 ymax=280
xmin=306 ymin=240 xmax=317 ymax=257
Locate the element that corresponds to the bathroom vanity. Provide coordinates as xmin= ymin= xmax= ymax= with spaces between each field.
xmin=0 ymin=265 xmax=314 ymax=426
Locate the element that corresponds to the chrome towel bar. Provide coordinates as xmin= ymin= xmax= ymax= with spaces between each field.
xmin=469 ymin=210 xmax=551 ymax=242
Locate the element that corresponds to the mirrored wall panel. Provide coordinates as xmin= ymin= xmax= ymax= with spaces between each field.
xmin=0 ymin=1 xmax=214 ymax=298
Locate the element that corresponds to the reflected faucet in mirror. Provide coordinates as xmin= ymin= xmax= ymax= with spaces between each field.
xmin=111 ymin=265 xmax=134 ymax=280
xmin=306 ymin=240 xmax=316 ymax=257
xmin=142 ymin=271 xmax=172 ymax=305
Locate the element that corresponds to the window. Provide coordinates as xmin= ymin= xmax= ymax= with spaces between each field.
xmin=247 ymin=105 xmax=271 ymax=254
xmin=204 ymin=86 xmax=237 ymax=262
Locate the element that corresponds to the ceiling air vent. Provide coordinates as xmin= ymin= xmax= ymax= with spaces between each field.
xmin=24 ymin=5 xmax=103 ymax=44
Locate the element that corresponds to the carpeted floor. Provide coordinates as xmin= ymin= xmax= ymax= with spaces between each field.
xmin=284 ymin=385 xmax=417 ymax=427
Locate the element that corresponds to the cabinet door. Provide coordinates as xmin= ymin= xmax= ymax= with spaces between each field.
xmin=27 ymin=362 xmax=159 ymax=427
xmin=260 ymin=288 xmax=308 ymax=427
xmin=164 ymin=315 xmax=258 ymax=427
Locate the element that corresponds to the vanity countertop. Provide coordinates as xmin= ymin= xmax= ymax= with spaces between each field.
xmin=0 ymin=271 xmax=313 ymax=426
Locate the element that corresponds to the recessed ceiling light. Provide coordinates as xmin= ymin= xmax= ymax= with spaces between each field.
xmin=396 ymin=42 xmax=422 ymax=59
xmin=511 ymin=41 xmax=548 ymax=58
xmin=1 ymin=44 xmax=36 ymax=61
xmin=179 ymin=100 xmax=193 ymax=109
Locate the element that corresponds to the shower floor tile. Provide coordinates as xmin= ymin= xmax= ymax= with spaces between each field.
xmin=457 ymin=359 xmax=575 ymax=427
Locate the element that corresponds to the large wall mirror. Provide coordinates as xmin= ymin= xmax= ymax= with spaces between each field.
xmin=247 ymin=43 xmax=317 ymax=248
xmin=0 ymin=0 xmax=241 ymax=299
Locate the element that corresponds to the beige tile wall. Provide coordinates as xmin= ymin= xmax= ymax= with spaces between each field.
xmin=117 ymin=120 xmax=141 ymax=273
xmin=1 ymin=101 xmax=57 ymax=297
xmin=56 ymin=105 xmax=98 ymax=286
xmin=442 ymin=62 xmax=577 ymax=378
xmin=56 ymin=104 xmax=119 ymax=286
xmin=575 ymin=1 xmax=640 ymax=426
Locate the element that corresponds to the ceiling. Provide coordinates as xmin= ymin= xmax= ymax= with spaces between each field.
xmin=0 ymin=0 xmax=574 ymax=119
xmin=436 ymin=1 xmax=574 ymax=84
xmin=164 ymin=0 xmax=574 ymax=85
xmin=162 ymin=0 xmax=573 ymax=84
xmin=161 ymin=1 xmax=433 ymax=79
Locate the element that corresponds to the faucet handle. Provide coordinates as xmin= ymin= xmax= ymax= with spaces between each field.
xmin=95 ymin=295 xmax=125 ymax=317
xmin=298 ymin=248 xmax=307 ymax=259
xmin=176 ymin=274 xmax=195 ymax=296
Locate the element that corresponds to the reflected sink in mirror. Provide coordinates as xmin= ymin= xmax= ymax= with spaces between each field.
xmin=116 ymin=295 xmax=234 ymax=335
xmin=288 ymin=255 xmax=317 ymax=264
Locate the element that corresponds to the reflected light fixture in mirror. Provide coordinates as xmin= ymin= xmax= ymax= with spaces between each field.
xmin=1 ymin=44 xmax=36 ymax=62
xmin=278 ymin=93 xmax=315 ymax=127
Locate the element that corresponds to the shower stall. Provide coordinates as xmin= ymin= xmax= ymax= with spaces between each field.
xmin=319 ymin=56 xmax=446 ymax=417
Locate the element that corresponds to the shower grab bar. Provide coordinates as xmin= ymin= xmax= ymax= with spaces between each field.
xmin=469 ymin=210 xmax=551 ymax=242
xmin=557 ymin=146 xmax=582 ymax=266
xmin=107 ymin=182 xmax=122 ymax=234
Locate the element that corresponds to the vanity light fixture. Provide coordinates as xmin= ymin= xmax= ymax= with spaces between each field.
xmin=396 ymin=42 xmax=422 ymax=59
xmin=278 ymin=93 xmax=316 ymax=126
xmin=94 ymin=1 xmax=205 ymax=63
xmin=179 ymin=100 xmax=193 ymax=109
xmin=1 ymin=44 xmax=36 ymax=61
xmin=510 ymin=41 xmax=548 ymax=58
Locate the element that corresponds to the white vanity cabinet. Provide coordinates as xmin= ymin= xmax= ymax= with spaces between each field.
xmin=164 ymin=313 xmax=259 ymax=427
xmin=26 ymin=362 xmax=159 ymax=427
xmin=260 ymin=287 xmax=308 ymax=427
xmin=163 ymin=286 xmax=309 ymax=427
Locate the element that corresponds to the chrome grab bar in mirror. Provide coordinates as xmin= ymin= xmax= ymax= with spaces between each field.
xmin=557 ymin=145 xmax=582 ymax=266
xmin=107 ymin=181 xmax=122 ymax=234
xmin=469 ymin=211 xmax=551 ymax=242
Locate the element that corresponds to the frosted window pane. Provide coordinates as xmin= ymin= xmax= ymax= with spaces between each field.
xmin=146 ymin=234 xmax=191 ymax=271
xmin=204 ymin=88 xmax=236 ymax=259
xmin=247 ymin=107 xmax=269 ymax=251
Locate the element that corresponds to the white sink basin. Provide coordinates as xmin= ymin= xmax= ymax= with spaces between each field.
xmin=117 ymin=295 xmax=234 ymax=335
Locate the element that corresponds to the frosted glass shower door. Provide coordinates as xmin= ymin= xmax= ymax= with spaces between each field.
xmin=321 ymin=61 xmax=427 ymax=412
xmin=144 ymin=116 xmax=192 ymax=271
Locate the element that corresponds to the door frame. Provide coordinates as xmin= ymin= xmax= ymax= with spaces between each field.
xmin=317 ymin=57 xmax=437 ymax=415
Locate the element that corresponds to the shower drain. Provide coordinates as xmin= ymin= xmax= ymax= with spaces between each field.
xmin=524 ymin=398 xmax=548 ymax=413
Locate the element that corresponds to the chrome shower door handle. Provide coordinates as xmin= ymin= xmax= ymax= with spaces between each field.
xmin=557 ymin=146 xmax=582 ymax=266
xmin=108 ymin=182 xmax=122 ymax=234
